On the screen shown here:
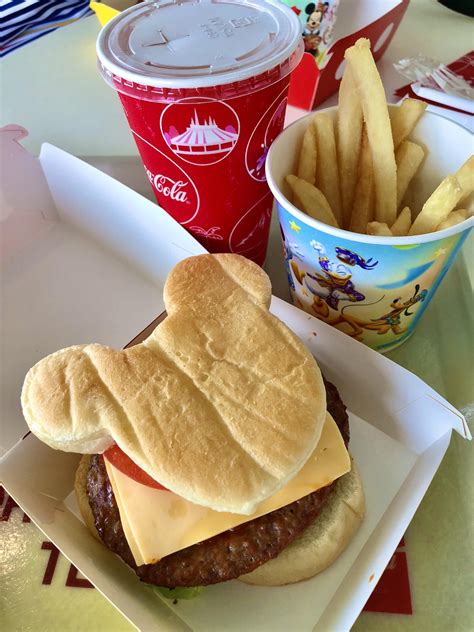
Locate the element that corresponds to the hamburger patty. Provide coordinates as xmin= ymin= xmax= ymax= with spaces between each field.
xmin=87 ymin=377 xmax=349 ymax=587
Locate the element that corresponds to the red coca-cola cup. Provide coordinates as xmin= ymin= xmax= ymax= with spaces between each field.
xmin=97 ymin=0 xmax=303 ymax=265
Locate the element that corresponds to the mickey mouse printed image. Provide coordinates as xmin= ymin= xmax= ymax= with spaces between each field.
xmin=303 ymin=2 xmax=329 ymax=56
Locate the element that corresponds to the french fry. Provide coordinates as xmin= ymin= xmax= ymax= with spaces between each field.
xmin=349 ymin=128 xmax=374 ymax=234
xmin=391 ymin=206 xmax=412 ymax=236
xmin=436 ymin=209 xmax=468 ymax=231
xmin=409 ymin=175 xmax=463 ymax=235
xmin=461 ymin=191 xmax=474 ymax=214
xmin=337 ymin=64 xmax=363 ymax=228
xmin=401 ymin=184 xmax=417 ymax=215
xmin=292 ymin=191 xmax=305 ymax=212
xmin=396 ymin=141 xmax=425 ymax=209
xmin=286 ymin=175 xmax=339 ymax=228
xmin=454 ymin=155 xmax=474 ymax=203
xmin=313 ymin=113 xmax=342 ymax=226
xmin=367 ymin=221 xmax=392 ymax=236
xmin=345 ymin=39 xmax=397 ymax=226
xmin=391 ymin=98 xmax=427 ymax=149
xmin=297 ymin=121 xmax=317 ymax=185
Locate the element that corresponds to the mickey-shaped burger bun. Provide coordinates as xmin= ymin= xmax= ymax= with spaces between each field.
xmin=22 ymin=254 xmax=326 ymax=514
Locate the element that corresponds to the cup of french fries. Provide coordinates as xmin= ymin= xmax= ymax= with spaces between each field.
xmin=267 ymin=38 xmax=473 ymax=353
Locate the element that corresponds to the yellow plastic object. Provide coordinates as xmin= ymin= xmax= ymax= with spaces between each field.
xmin=90 ymin=2 xmax=120 ymax=26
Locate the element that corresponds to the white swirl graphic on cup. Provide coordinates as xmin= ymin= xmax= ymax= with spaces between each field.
xmin=245 ymin=89 xmax=288 ymax=182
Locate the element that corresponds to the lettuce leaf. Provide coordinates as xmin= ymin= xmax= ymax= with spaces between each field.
xmin=152 ymin=585 xmax=204 ymax=601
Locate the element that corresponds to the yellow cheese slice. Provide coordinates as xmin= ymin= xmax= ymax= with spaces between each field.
xmin=105 ymin=412 xmax=350 ymax=566
xmin=105 ymin=459 xmax=149 ymax=565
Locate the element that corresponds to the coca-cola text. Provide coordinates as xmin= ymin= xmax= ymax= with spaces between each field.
xmin=146 ymin=169 xmax=189 ymax=203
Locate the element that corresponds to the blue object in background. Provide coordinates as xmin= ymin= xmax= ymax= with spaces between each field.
xmin=0 ymin=0 xmax=92 ymax=56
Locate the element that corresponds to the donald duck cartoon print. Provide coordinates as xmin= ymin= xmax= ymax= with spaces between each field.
xmin=303 ymin=241 xmax=378 ymax=310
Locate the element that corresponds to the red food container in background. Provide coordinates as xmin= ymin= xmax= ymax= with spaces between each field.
xmin=288 ymin=0 xmax=410 ymax=110
xmin=97 ymin=0 xmax=303 ymax=265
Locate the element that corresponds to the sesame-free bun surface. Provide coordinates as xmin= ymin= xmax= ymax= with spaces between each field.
xmin=239 ymin=459 xmax=365 ymax=585
xmin=22 ymin=254 xmax=326 ymax=515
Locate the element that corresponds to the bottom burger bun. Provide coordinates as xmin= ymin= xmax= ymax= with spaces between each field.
xmin=75 ymin=455 xmax=100 ymax=541
xmin=239 ymin=459 xmax=365 ymax=586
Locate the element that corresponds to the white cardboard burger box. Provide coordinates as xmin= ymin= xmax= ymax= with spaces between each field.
xmin=0 ymin=128 xmax=470 ymax=632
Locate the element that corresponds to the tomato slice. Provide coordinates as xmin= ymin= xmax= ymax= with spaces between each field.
xmin=103 ymin=444 xmax=168 ymax=491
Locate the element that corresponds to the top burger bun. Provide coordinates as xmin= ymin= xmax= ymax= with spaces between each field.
xmin=21 ymin=254 xmax=327 ymax=515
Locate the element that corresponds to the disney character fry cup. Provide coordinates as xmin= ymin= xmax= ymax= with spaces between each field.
xmin=266 ymin=107 xmax=473 ymax=352
xmin=97 ymin=0 xmax=303 ymax=265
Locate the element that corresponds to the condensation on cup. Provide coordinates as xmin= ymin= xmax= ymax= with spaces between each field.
xmin=97 ymin=0 xmax=303 ymax=265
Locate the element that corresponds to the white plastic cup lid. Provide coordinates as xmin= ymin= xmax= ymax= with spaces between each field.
xmin=97 ymin=0 xmax=303 ymax=91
